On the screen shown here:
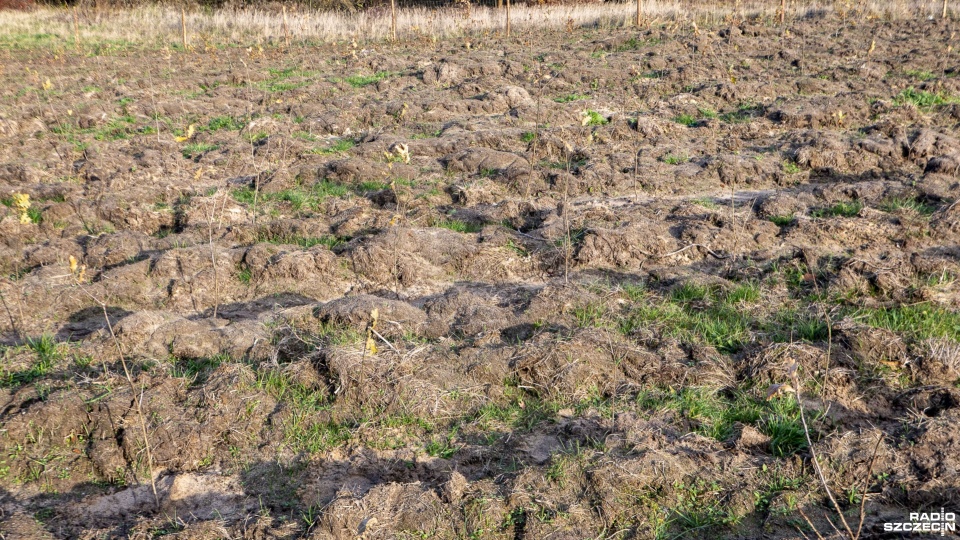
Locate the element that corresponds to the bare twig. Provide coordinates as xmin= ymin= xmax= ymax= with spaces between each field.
xmin=75 ymin=284 xmax=159 ymax=508
xmin=661 ymin=243 xmax=728 ymax=259
xmin=0 ymin=282 xmax=22 ymax=341
xmin=790 ymin=375 xmax=855 ymax=539
xmin=856 ymin=433 xmax=884 ymax=539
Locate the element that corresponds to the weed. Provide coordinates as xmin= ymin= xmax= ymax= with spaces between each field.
xmin=434 ymin=219 xmax=482 ymax=233
xmin=1 ymin=335 xmax=59 ymax=388
xmin=671 ymin=282 xmax=712 ymax=303
xmin=725 ymin=282 xmax=761 ymax=304
xmin=666 ymin=478 xmax=742 ymax=535
xmin=769 ymin=215 xmax=795 ymax=227
xmin=233 ymin=180 xmax=349 ymax=212
xmin=720 ymin=102 xmax=763 ymax=124
xmin=340 ymin=71 xmax=394 ymax=88
xmin=573 ymin=301 xmax=608 ymax=328
xmin=205 ymin=116 xmax=245 ymax=131
xmin=673 ymin=113 xmax=697 ymax=126
xmin=256 ymin=232 xmax=345 ymax=250
xmin=520 ymin=132 xmax=537 ymax=143
xmin=783 ymin=161 xmax=801 ymax=174
xmin=691 ymin=197 xmax=719 ymax=209
xmin=582 ymin=109 xmax=608 ymax=126
xmin=880 ymin=197 xmax=936 ymax=215
xmin=181 ymin=143 xmax=218 ymax=159
xmin=170 ymin=354 xmax=228 ymax=384
xmin=855 ymin=303 xmax=960 ymax=342
xmin=811 ymin=201 xmax=862 ymax=218
xmin=309 ymin=138 xmax=355 ymax=155
xmin=425 ymin=429 xmax=459 ymax=458
xmin=894 ymin=87 xmax=958 ymax=109
xmin=905 ymin=69 xmax=937 ymax=81
xmin=244 ymin=131 xmax=269 ymax=144
xmin=505 ymin=240 xmax=528 ymax=257
xmin=662 ymin=153 xmax=689 ymax=165
xmin=554 ymin=93 xmax=589 ymax=103
xmin=698 ymin=107 xmax=718 ymax=119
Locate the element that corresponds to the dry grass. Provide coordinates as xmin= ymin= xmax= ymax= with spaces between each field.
xmin=0 ymin=0 xmax=950 ymax=47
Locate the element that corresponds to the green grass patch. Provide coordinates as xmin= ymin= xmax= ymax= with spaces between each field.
xmin=673 ymin=113 xmax=697 ymax=126
xmin=612 ymin=36 xmax=660 ymax=52
xmin=182 ymin=142 xmax=218 ymax=159
xmin=309 ymin=138 xmax=355 ymax=155
xmin=169 ymin=354 xmax=228 ymax=384
xmin=879 ymin=196 xmax=936 ymax=215
xmin=662 ymin=153 xmax=689 ymax=165
xmin=811 ymin=201 xmax=862 ymax=218
xmin=621 ymin=299 xmax=750 ymax=353
xmin=205 ymin=116 xmax=246 ymax=132
xmin=905 ymin=69 xmax=937 ymax=81
xmin=582 ymin=110 xmax=608 ymax=126
xmin=894 ymin=87 xmax=959 ymax=110
xmin=637 ymin=387 xmax=807 ymax=456
xmin=339 ymin=71 xmax=394 ymax=88
xmin=554 ymin=93 xmax=589 ymax=103
xmin=1 ymin=335 xmax=59 ymax=388
xmin=255 ymin=232 xmax=346 ymax=250
xmin=720 ymin=103 xmax=763 ymax=124
xmin=434 ymin=219 xmax=483 ymax=233
xmin=725 ymin=282 xmax=761 ymax=304
xmin=783 ymin=161 xmax=802 ymax=174
xmin=769 ymin=215 xmax=796 ymax=227
xmin=232 ymin=180 xmax=350 ymax=211
xmin=257 ymin=66 xmax=317 ymax=93
xmin=573 ymin=301 xmax=609 ymax=328
xmin=691 ymin=197 xmax=720 ymax=209
xmin=854 ymin=303 xmax=960 ymax=342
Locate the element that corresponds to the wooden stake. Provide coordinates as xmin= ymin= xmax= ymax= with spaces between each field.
xmin=943 ymin=0 xmax=948 ymax=19
xmin=506 ymin=0 xmax=511 ymax=37
xmin=391 ymin=0 xmax=397 ymax=42
xmin=72 ymin=6 xmax=80 ymax=51
xmin=636 ymin=0 xmax=642 ymax=26
xmin=283 ymin=6 xmax=290 ymax=48
xmin=181 ymin=8 xmax=188 ymax=50
xmin=780 ymin=0 xmax=786 ymax=24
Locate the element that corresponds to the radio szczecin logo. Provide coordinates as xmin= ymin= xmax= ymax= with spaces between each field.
xmin=883 ymin=509 xmax=956 ymax=536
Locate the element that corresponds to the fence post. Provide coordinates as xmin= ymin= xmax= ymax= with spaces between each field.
xmin=391 ymin=0 xmax=397 ymax=41
xmin=506 ymin=0 xmax=511 ymax=37
xmin=283 ymin=6 xmax=290 ymax=48
xmin=73 ymin=6 xmax=80 ymax=51
xmin=943 ymin=0 xmax=948 ymax=19
xmin=181 ymin=8 xmax=188 ymax=50
xmin=636 ymin=0 xmax=641 ymax=26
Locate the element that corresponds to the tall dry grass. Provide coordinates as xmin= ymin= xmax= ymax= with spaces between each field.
xmin=0 ymin=0 xmax=951 ymax=47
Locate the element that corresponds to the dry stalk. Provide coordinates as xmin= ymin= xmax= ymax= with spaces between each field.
xmin=206 ymin=187 xmax=220 ymax=319
xmin=0 ymin=281 xmax=22 ymax=341
xmin=73 ymin=277 xmax=158 ymax=508
xmin=788 ymin=369 xmax=855 ymax=540
xmin=180 ymin=7 xmax=188 ymax=49
xmin=72 ymin=6 xmax=80 ymax=51
xmin=562 ymin=149 xmax=572 ymax=284
xmin=855 ymin=433 xmax=884 ymax=538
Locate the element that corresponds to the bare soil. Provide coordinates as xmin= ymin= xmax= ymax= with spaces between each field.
xmin=1 ymin=11 xmax=959 ymax=540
